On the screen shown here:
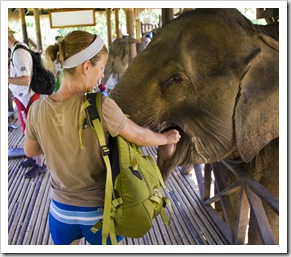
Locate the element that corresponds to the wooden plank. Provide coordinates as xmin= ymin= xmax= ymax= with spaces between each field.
xmin=21 ymin=180 xmax=42 ymax=244
xmin=41 ymin=196 xmax=52 ymax=245
xmin=169 ymin=189 xmax=203 ymax=244
xmin=154 ymin=215 xmax=172 ymax=245
xmin=36 ymin=173 xmax=51 ymax=244
xmin=173 ymin=169 xmax=224 ymax=245
xmin=235 ymin=188 xmax=249 ymax=244
xmin=179 ymin=170 xmax=231 ymax=244
xmin=163 ymin=187 xmax=192 ymax=244
xmin=9 ymin=179 xmax=32 ymax=244
xmin=203 ymin=205 xmax=232 ymax=244
xmin=125 ymin=237 xmax=133 ymax=245
xmin=203 ymin=164 xmax=212 ymax=201
xmin=212 ymin=167 xmax=237 ymax=244
xmin=8 ymin=202 xmax=23 ymax=245
xmin=150 ymin=218 xmax=165 ymax=245
xmin=8 ymin=170 xmax=26 ymax=216
xmin=24 ymin=173 xmax=50 ymax=244
xmin=168 ymin=172 xmax=207 ymax=244
xmin=221 ymin=159 xmax=279 ymax=214
xmin=193 ymin=164 xmax=205 ymax=200
xmin=15 ymin=183 xmax=35 ymax=244
xmin=166 ymin=179 xmax=196 ymax=244
xmin=244 ymin=186 xmax=276 ymax=244
xmin=204 ymin=181 xmax=241 ymax=206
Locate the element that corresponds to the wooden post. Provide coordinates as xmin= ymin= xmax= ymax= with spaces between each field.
xmin=114 ymin=8 xmax=121 ymax=39
xmin=19 ymin=8 xmax=29 ymax=45
xmin=136 ymin=19 xmax=141 ymax=44
xmin=106 ymin=8 xmax=112 ymax=47
xmin=125 ymin=8 xmax=137 ymax=62
xmin=33 ymin=8 xmax=42 ymax=52
xmin=162 ymin=8 xmax=174 ymax=27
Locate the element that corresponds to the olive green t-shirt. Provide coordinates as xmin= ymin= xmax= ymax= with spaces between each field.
xmin=25 ymin=93 xmax=127 ymax=207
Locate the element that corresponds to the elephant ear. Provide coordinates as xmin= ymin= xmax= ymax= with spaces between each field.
xmin=234 ymin=34 xmax=279 ymax=162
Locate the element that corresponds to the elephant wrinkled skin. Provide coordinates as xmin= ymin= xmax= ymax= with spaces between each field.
xmin=110 ymin=9 xmax=279 ymax=244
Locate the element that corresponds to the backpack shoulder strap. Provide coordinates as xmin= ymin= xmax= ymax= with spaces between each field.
xmin=84 ymin=92 xmax=117 ymax=245
xmin=13 ymin=44 xmax=29 ymax=52
xmin=11 ymin=44 xmax=30 ymax=66
xmin=86 ymin=93 xmax=109 ymax=156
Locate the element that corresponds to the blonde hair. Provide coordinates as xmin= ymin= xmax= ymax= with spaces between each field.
xmin=44 ymin=30 xmax=108 ymax=77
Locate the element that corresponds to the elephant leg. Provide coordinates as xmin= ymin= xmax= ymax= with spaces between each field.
xmin=258 ymin=169 xmax=279 ymax=244
xmin=247 ymin=138 xmax=279 ymax=244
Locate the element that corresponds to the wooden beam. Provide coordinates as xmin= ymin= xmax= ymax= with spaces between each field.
xmin=33 ymin=9 xmax=42 ymax=52
xmin=244 ymin=186 xmax=276 ymax=244
xmin=19 ymin=8 xmax=29 ymax=45
xmin=125 ymin=8 xmax=137 ymax=62
xmin=234 ymin=188 xmax=250 ymax=244
xmin=114 ymin=8 xmax=121 ymax=39
xmin=136 ymin=19 xmax=141 ymax=43
xmin=203 ymin=181 xmax=241 ymax=206
xmin=193 ymin=164 xmax=206 ymax=200
xmin=221 ymin=159 xmax=279 ymax=214
xmin=162 ymin=8 xmax=173 ymax=27
xmin=106 ymin=8 xmax=112 ymax=47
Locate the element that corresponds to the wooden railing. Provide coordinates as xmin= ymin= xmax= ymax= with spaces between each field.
xmin=141 ymin=23 xmax=159 ymax=35
xmin=190 ymin=160 xmax=279 ymax=245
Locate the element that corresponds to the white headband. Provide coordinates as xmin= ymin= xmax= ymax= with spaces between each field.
xmin=62 ymin=35 xmax=104 ymax=69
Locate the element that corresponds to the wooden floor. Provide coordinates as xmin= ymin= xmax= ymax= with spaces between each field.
xmin=8 ymin=111 xmax=228 ymax=245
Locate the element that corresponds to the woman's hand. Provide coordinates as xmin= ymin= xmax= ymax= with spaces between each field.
xmin=161 ymin=129 xmax=181 ymax=144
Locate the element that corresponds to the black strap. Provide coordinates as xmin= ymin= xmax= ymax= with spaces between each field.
xmin=86 ymin=92 xmax=100 ymax=126
xmin=10 ymin=44 xmax=30 ymax=67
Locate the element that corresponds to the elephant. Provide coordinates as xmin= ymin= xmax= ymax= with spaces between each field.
xmin=110 ymin=8 xmax=279 ymax=245
xmin=102 ymin=35 xmax=153 ymax=90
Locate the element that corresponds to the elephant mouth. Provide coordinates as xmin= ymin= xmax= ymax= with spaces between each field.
xmin=158 ymin=125 xmax=183 ymax=161
xmin=156 ymin=124 xmax=188 ymax=180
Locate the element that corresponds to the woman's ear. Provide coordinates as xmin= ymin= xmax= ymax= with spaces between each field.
xmin=81 ymin=61 xmax=91 ymax=74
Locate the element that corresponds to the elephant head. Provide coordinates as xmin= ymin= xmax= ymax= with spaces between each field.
xmin=110 ymin=8 xmax=279 ymax=180
xmin=103 ymin=35 xmax=154 ymax=86
xmin=103 ymin=37 xmax=129 ymax=84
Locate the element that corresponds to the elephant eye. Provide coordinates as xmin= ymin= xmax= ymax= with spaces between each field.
xmin=170 ymin=74 xmax=182 ymax=83
xmin=162 ymin=73 xmax=183 ymax=87
xmin=172 ymin=74 xmax=182 ymax=82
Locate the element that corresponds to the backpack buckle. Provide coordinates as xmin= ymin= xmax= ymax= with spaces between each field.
xmin=101 ymin=145 xmax=110 ymax=156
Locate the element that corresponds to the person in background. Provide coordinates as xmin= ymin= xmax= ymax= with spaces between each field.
xmin=97 ymin=81 xmax=108 ymax=96
xmin=24 ymin=30 xmax=180 ymax=245
xmin=53 ymin=36 xmax=63 ymax=92
xmin=8 ymin=26 xmax=46 ymax=179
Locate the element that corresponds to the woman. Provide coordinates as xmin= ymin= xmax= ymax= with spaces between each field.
xmin=24 ymin=30 xmax=180 ymax=245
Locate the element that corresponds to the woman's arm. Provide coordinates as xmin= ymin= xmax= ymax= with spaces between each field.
xmin=118 ymin=118 xmax=180 ymax=147
xmin=24 ymin=137 xmax=43 ymax=157
xmin=8 ymin=75 xmax=31 ymax=86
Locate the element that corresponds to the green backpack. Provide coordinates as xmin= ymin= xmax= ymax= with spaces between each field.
xmin=82 ymin=92 xmax=172 ymax=245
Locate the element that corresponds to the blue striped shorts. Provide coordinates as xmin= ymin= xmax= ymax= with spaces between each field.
xmin=49 ymin=200 xmax=123 ymax=245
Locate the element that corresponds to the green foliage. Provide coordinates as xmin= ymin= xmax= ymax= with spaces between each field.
xmin=138 ymin=9 xmax=161 ymax=24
